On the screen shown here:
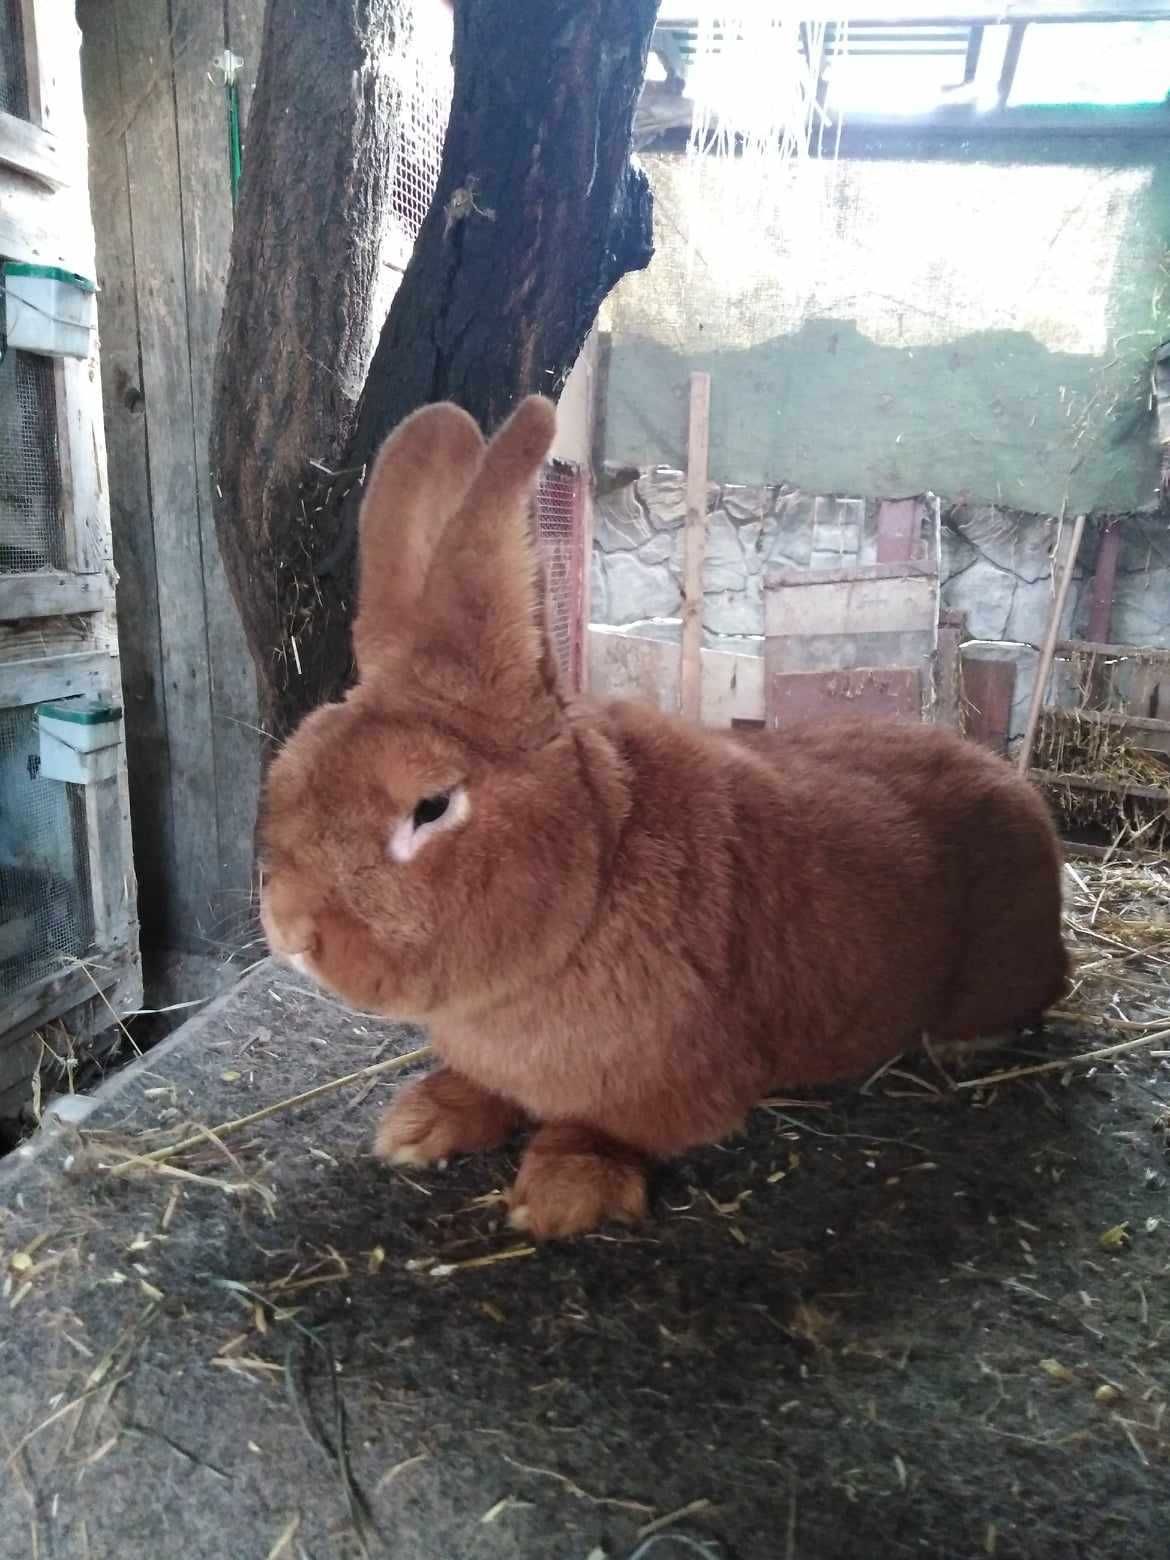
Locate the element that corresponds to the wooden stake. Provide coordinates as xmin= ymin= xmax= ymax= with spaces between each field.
xmin=1017 ymin=511 xmax=1086 ymax=774
xmin=681 ymin=371 xmax=711 ymax=723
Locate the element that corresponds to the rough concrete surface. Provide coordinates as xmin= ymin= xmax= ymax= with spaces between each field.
xmin=1 ymin=965 xmax=1168 ymax=1560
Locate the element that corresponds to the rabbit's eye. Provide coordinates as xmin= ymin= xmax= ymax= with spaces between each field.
xmin=413 ymin=792 xmax=450 ymax=829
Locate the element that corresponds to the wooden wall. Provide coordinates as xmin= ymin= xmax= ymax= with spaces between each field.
xmin=78 ymin=0 xmax=264 ymax=954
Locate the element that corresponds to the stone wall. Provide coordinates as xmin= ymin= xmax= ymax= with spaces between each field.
xmin=591 ymin=468 xmax=1170 ymax=739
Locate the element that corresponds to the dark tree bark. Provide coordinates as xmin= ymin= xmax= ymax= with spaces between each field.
xmin=211 ymin=0 xmax=657 ymax=741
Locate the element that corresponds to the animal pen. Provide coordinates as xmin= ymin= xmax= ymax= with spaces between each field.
xmin=1 ymin=3 xmax=1169 ymax=1558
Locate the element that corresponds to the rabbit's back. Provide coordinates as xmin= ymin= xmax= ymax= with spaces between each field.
xmin=732 ymin=715 xmax=1068 ymax=1041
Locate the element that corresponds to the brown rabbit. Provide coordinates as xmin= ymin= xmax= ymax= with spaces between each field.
xmin=259 ymin=397 xmax=1068 ymax=1238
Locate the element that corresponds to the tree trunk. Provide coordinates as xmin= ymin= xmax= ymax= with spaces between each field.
xmin=212 ymin=0 xmax=657 ymax=741
xmin=209 ymin=0 xmax=409 ymax=738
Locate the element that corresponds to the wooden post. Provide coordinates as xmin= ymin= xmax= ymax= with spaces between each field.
xmin=681 ymin=371 xmax=711 ymax=723
xmin=1086 ymin=517 xmax=1121 ymax=645
xmin=1016 ymin=512 xmax=1086 ymax=775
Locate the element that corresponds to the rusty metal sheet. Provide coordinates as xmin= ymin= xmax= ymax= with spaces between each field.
xmin=876 ymin=498 xmax=922 ymax=564
xmin=767 ymin=666 xmax=922 ymax=728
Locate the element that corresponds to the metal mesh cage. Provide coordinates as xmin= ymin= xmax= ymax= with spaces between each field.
xmin=535 ymin=463 xmax=586 ymax=692
xmin=389 ymin=31 xmax=452 ymax=246
xmin=0 ymin=0 xmax=29 ymax=120
xmin=0 ymin=705 xmax=94 ymax=997
xmin=0 ymin=348 xmax=65 ymax=574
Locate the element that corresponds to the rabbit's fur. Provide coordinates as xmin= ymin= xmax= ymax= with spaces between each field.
xmin=260 ymin=397 xmax=1068 ymax=1237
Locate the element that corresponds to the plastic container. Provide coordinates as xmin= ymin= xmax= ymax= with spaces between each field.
xmin=37 ymin=698 xmax=123 ymax=785
xmin=3 ymin=262 xmax=97 ymax=359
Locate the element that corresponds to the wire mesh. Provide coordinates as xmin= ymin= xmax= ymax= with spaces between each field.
xmin=0 ymin=0 xmax=29 ymax=120
xmin=389 ymin=26 xmax=452 ymax=247
xmin=377 ymin=6 xmax=453 ymax=276
xmin=0 ymin=705 xmax=94 ymax=997
xmin=535 ymin=463 xmax=585 ymax=692
xmin=0 ymin=348 xmax=66 ymax=573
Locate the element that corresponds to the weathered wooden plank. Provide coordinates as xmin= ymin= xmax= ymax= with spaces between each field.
xmin=1044 ymin=706 xmax=1170 ymax=755
xmin=588 ymin=627 xmax=766 ymax=727
xmin=113 ymin=0 xmax=220 ymax=947
xmin=85 ymin=770 xmax=133 ymax=949
xmin=766 ymin=560 xmax=936 ymax=589
xmin=0 ymin=651 xmax=112 ymax=708
xmin=57 ymin=353 xmax=111 ymax=575
xmin=0 ymin=5 xmax=91 ymax=269
xmin=80 ymin=0 xmax=177 ymax=947
xmin=681 ymin=371 xmax=710 ymax=723
xmin=1017 ymin=512 xmax=1086 ymax=774
xmin=1031 ymin=769 xmax=1170 ymax=804
xmin=934 ymin=607 xmax=966 ymax=728
xmin=0 ymin=571 xmax=114 ymax=619
xmin=0 ymin=108 xmax=68 ymax=186
xmin=1055 ymin=638 xmax=1170 ymax=664
xmin=766 ymin=629 xmax=937 ymax=677
xmin=766 ymin=575 xmax=937 ymax=640
xmin=961 ymin=654 xmax=1017 ymax=753
xmin=172 ymin=0 xmax=261 ymax=939
xmin=701 ymin=644 xmax=765 ymax=727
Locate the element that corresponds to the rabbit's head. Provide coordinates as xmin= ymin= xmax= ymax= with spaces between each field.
xmin=260 ymin=398 xmax=608 ymax=1019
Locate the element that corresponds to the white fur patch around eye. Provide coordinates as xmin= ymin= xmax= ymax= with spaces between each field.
xmin=388 ymin=784 xmax=470 ymax=864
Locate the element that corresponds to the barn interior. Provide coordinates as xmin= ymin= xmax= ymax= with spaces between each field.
xmin=1 ymin=4 xmax=1169 ymax=1557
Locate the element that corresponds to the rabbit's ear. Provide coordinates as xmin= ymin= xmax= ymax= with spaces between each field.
xmin=352 ymin=403 xmax=485 ymax=678
xmin=417 ymin=397 xmax=561 ymax=731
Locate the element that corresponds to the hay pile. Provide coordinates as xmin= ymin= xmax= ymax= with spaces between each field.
xmin=1036 ymin=709 xmax=1170 ymax=845
xmin=1060 ymin=854 xmax=1170 ymax=1035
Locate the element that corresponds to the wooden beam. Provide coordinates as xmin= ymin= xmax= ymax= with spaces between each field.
xmin=114 ymin=0 xmax=222 ymax=946
xmin=935 ymin=607 xmax=966 ymax=729
xmin=681 ymin=370 xmax=710 ymax=724
xmin=0 ymin=651 xmax=112 ymax=709
xmin=0 ymin=109 xmax=68 ymax=187
xmin=1016 ymin=512 xmax=1086 ymax=774
xmin=173 ymin=0 xmax=263 ymax=937
xmin=81 ymin=0 xmax=176 ymax=953
xmin=767 ymin=559 xmax=937 ymax=589
xmin=1055 ymin=638 xmax=1170 ymax=663
xmin=0 ymin=571 xmax=114 ymax=620
xmin=1031 ymin=768 xmax=1170 ymax=803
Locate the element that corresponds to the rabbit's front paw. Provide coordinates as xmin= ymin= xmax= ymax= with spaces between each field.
xmin=508 ymin=1123 xmax=647 ymax=1238
xmin=374 ymin=1068 xmax=521 ymax=1167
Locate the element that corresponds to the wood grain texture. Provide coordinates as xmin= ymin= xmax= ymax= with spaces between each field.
xmin=0 ymin=108 xmax=68 ymax=186
xmin=112 ymin=0 xmax=220 ymax=945
xmin=0 ymin=571 xmax=114 ymax=619
xmin=81 ymin=0 xmax=177 ymax=946
xmin=172 ymin=0 xmax=260 ymax=940
xmin=211 ymin=0 xmax=657 ymax=736
xmin=227 ymin=0 xmax=265 ymax=145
